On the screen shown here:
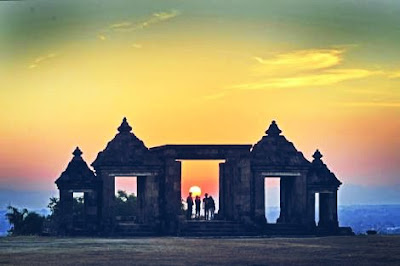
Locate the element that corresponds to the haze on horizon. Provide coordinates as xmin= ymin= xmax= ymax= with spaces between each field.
xmin=0 ymin=0 xmax=399 ymax=205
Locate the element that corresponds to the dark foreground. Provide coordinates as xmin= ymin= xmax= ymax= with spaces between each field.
xmin=0 ymin=236 xmax=399 ymax=265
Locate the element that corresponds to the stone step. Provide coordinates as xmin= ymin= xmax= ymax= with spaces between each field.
xmin=263 ymin=224 xmax=311 ymax=235
xmin=116 ymin=232 xmax=157 ymax=237
xmin=180 ymin=220 xmax=257 ymax=237
xmin=182 ymin=232 xmax=258 ymax=237
xmin=114 ymin=222 xmax=157 ymax=236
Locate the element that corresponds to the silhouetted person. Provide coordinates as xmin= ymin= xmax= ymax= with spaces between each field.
xmin=195 ymin=196 xmax=201 ymax=219
xmin=203 ymin=193 xmax=209 ymax=220
xmin=186 ymin=192 xmax=193 ymax=220
xmin=209 ymin=196 xmax=215 ymax=220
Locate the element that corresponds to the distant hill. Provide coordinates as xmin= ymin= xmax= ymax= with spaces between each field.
xmin=338 ymin=205 xmax=400 ymax=234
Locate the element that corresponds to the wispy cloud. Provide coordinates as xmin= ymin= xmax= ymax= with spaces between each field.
xmin=28 ymin=53 xmax=57 ymax=69
xmin=203 ymin=92 xmax=226 ymax=100
xmin=107 ymin=10 xmax=180 ymax=33
xmin=233 ymin=48 xmax=386 ymax=90
xmin=339 ymin=102 xmax=400 ymax=108
xmin=387 ymin=71 xmax=400 ymax=79
xmin=234 ymin=69 xmax=378 ymax=90
xmin=132 ymin=43 xmax=143 ymax=49
xmin=252 ymin=48 xmax=344 ymax=73
xmin=98 ymin=34 xmax=107 ymax=41
xmin=97 ymin=10 xmax=181 ymax=42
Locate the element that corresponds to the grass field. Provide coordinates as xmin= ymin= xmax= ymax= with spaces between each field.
xmin=0 ymin=236 xmax=399 ymax=265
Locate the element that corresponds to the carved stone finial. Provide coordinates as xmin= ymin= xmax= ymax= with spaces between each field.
xmin=118 ymin=117 xmax=132 ymax=133
xmin=73 ymin=147 xmax=83 ymax=157
xmin=266 ymin=120 xmax=282 ymax=136
xmin=313 ymin=149 xmax=323 ymax=160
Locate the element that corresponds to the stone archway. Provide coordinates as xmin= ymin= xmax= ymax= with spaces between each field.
xmin=56 ymin=118 xmax=345 ymax=236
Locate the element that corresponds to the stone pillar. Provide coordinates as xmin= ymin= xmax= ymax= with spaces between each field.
xmin=287 ymin=172 xmax=308 ymax=225
xmin=222 ymin=161 xmax=236 ymax=220
xmin=236 ymin=158 xmax=252 ymax=220
xmin=219 ymin=162 xmax=225 ymax=219
xmin=305 ymin=191 xmax=316 ymax=229
xmin=163 ymin=159 xmax=181 ymax=234
xmin=319 ymin=193 xmax=327 ymax=227
xmin=254 ymin=172 xmax=266 ymax=225
xmin=137 ymin=176 xmax=146 ymax=223
xmin=319 ymin=192 xmax=338 ymax=229
xmin=100 ymin=172 xmax=115 ymax=231
xmin=143 ymin=174 xmax=160 ymax=227
xmin=59 ymin=189 xmax=73 ymax=234
xmin=330 ymin=192 xmax=339 ymax=227
xmin=84 ymin=191 xmax=99 ymax=232
xmin=277 ymin=178 xmax=287 ymax=223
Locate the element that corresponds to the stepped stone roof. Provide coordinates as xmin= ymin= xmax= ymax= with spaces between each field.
xmin=251 ymin=121 xmax=310 ymax=167
xmin=55 ymin=147 xmax=97 ymax=189
xmin=307 ymin=149 xmax=341 ymax=189
xmin=92 ymin=118 xmax=159 ymax=168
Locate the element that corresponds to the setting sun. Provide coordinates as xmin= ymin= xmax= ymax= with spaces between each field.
xmin=189 ymin=186 xmax=202 ymax=197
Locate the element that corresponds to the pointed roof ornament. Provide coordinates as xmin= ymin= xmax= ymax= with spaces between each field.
xmin=313 ymin=149 xmax=323 ymax=160
xmin=55 ymin=146 xmax=97 ymax=189
xmin=266 ymin=120 xmax=282 ymax=136
xmin=118 ymin=117 xmax=132 ymax=133
xmin=72 ymin=147 xmax=83 ymax=157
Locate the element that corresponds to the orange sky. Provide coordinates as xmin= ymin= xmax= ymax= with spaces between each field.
xmin=1 ymin=1 xmax=400 ymax=196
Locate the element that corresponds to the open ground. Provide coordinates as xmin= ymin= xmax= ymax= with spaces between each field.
xmin=0 ymin=236 xmax=399 ymax=265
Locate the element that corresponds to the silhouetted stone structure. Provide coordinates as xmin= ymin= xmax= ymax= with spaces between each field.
xmin=55 ymin=118 xmax=351 ymax=236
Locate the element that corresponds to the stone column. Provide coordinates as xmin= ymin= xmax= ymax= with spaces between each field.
xmin=318 ymin=193 xmax=327 ymax=227
xmin=331 ymin=192 xmax=339 ymax=227
xmin=305 ymin=191 xmax=316 ymax=229
xmin=137 ymin=176 xmax=146 ymax=223
xmin=318 ymin=192 xmax=338 ymax=228
xmin=84 ymin=191 xmax=98 ymax=232
xmin=221 ymin=162 xmax=234 ymax=220
xmin=219 ymin=162 xmax=225 ymax=219
xmin=59 ymin=189 xmax=73 ymax=233
xmin=163 ymin=159 xmax=181 ymax=234
xmin=237 ymin=158 xmax=252 ymax=220
xmin=100 ymin=171 xmax=115 ymax=231
xmin=287 ymin=172 xmax=308 ymax=225
xmin=277 ymin=178 xmax=287 ymax=223
xmin=143 ymin=174 xmax=160 ymax=227
xmin=254 ymin=172 xmax=266 ymax=225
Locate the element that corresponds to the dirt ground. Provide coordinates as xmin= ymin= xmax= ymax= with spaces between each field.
xmin=0 ymin=235 xmax=399 ymax=265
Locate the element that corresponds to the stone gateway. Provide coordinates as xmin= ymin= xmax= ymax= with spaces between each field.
xmin=55 ymin=118 xmax=352 ymax=236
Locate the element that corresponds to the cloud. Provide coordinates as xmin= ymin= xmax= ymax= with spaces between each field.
xmin=234 ymin=69 xmax=378 ymax=89
xmin=232 ymin=48 xmax=390 ymax=90
xmin=338 ymin=102 xmax=400 ymax=108
xmin=132 ymin=43 xmax=142 ymax=49
xmin=28 ymin=53 xmax=57 ymax=69
xmin=203 ymin=92 xmax=226 ymax=100
xmin=107 ymin=10 xmax=181 ymax=33
xmin=98 ymin=34 xmax=107 ymax=41
xmin=387 ymin=71 xmax=400 ymax=79
xmin=253 ymin=48 xmax=343 ymax=73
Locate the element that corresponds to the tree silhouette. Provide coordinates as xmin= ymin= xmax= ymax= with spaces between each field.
xmin=115 ymin=190 xmax=137 ymax=218
xmin=6 ymin=206 xmax=44 ymax=236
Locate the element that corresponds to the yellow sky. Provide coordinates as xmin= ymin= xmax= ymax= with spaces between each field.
xmin=1 ymin=1 xmax=400 ymax=192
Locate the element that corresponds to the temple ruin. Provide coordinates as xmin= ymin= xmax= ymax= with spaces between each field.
xmin=55 ymin=118 xmax=352 ymax=236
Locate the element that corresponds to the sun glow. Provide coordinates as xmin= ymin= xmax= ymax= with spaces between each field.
xmin=189 ymin=186 xmax=202 ymax=197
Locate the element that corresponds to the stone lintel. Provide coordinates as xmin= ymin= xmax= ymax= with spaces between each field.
xmin=108 ymin=171 xmax=158 ymax=177
xmin=150 ymin=144 xmax=252 ymax=160
xmin=261 ymin=172 xmax=302 ymax=177
xmin=307 ymin=185 xmax=339 ymax=192
xmin=67 ymin=189 xmax=94 ymax=193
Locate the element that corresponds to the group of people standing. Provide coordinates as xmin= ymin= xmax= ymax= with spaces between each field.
xmin=186 ymin=192 xmax=215 ymax=220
